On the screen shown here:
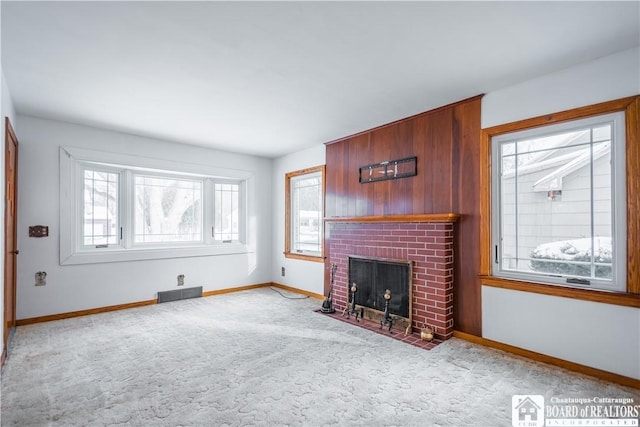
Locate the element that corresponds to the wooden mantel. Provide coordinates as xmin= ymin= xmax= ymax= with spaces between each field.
xmin=324 ymin=213 xmax=459 ymax=223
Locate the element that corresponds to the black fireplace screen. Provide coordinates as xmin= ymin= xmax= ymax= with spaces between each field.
xmin=348 ymin=256 xmax=412 ymax=319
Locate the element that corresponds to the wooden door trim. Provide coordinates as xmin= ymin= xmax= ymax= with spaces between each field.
xmin=3 ymin=117 xmax=18 ymax=367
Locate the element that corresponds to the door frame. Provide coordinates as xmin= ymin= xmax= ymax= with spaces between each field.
xmin=2 ymin=117 xmax=18 ymax=366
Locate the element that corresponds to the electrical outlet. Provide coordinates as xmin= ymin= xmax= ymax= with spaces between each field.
xmin=177 ymin=274 xmax=185 ymax=286
xmin=35 ymin=271 xmax=47 ymax=286
xmin=281 ymin=267 xmax=285 ymax=277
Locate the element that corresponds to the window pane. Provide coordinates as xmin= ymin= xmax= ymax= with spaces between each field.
xmin=592 ymin=141 xmax=613 ymax=279
xmin=500 ymin=150 xmax=517 ymax=270
xmin=499 ymin=122 xmax=613 ymax=281
xmin=291 ymin=172 xmax=322 ymax=254
xmin=83 ymin=169 xmax=119 ymax=246
xmin=214 ymin=183 xmax=240 ymax=241
xmin=135 ymin=176 xmax=202 ymax=243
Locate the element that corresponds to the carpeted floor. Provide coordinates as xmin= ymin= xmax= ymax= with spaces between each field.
xmin=1 ymin=288 xmax=638 ymax=426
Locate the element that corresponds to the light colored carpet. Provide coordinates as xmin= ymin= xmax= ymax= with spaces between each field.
xmin=1 ymin=288 xmax=638 ymax=426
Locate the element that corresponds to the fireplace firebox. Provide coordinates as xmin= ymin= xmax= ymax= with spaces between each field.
xmin=348 ymin=256 xmax=412 ymax=332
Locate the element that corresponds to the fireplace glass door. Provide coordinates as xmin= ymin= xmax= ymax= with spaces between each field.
xmin=348 ymin=256 xmax=412 ymax=319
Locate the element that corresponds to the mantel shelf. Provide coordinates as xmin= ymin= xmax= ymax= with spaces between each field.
xmin=324 ymin=213 xmax=459 ymax=223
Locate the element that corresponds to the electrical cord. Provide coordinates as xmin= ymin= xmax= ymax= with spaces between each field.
xmin=269 ymin=287 xmax=310 ymax=299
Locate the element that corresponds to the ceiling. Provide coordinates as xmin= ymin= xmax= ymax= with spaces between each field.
xmin=2 ymin=2 xmax=638 ymax=158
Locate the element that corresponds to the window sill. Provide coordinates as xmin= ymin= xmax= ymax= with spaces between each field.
xmin=284 ymin=252 xmax=324 ymax=263
xmin=61 ymin=243 xmax=251 ymax=265
xmin=480 ymin=276 xmax=640 ymax=308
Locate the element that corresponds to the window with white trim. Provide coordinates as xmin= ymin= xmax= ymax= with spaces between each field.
xmin=61 ymin=146 xmax=249 ymax=265
xmin=492 ymin=112 xmax=626 ymax=292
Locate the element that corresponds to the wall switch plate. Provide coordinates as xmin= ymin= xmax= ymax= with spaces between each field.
xmin=29 ymin=225 xmax=49 ymax=237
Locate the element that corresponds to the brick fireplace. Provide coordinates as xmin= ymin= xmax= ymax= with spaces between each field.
xmin=327 ymin=218 xmax=455 ymax=340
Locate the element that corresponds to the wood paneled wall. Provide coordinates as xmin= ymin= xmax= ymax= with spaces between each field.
xmin=324 ymin=95 xmax=483 ymax=336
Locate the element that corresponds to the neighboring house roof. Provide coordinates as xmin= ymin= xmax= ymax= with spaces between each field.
xmin=501 ymin=130 xmax=588 ymax=178
xmin=532 ymin=141 xmax=610 ymax=192
xmin=500 ymin=127 xmax=611 ymax=192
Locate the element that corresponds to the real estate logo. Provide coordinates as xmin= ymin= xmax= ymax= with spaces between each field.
xmin=512 ymin=395 xmax=545 ymax=427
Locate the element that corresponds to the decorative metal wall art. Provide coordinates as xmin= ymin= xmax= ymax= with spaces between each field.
xmin=359 ymin=156 xmax=417 ymax=183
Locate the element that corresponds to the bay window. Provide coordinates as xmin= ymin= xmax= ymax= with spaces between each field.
xmin=61 ymin=146 xmax=248 ymax=265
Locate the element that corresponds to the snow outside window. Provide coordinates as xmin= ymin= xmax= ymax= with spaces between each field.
xmin=492 ymin=112 xmax=626 ymax=292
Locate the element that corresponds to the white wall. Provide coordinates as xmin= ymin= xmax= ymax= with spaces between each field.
xmin=483 ymin=287 xmax=640 ymax=379
xmin=15 ymin=115 xmax=273 ymax=319
xmin=482 ymin=47 xmax=640 ymax=128
xmin=481 ymin=47 xmax=640 ymax=379
xmin=271 ymin=144 xmax=325 ymax=295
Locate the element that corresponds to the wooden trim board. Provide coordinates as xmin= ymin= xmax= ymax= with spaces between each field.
xmin=16 ymin=299 xmax=158 ymax=326
xmin=201 ymin=283 xmax=270 ymax=297
xmin=324 ymin=213 xmax=459 ymax=223
xmin=481 ymin=276 xmax=640 ymax=308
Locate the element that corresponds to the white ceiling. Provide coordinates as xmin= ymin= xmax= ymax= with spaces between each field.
xmin=2 ymin=1 xmax=639 ymax=158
